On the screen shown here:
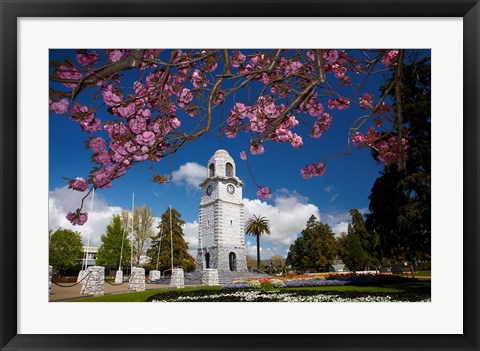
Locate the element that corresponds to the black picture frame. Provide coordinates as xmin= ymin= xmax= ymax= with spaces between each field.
xmin=1 ymin=1 xmax=478 ymax=350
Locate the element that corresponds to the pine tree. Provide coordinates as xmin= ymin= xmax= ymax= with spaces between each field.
xmin=349 ymin=209 xmax=380 ymax=269
xmin=343 ymin=224 xmax=369 ymax=273
xmin=366 ymin=56 xmax=431 ymax=270
xmin=96 ymin=215 xmax=131 ymax=269
xmin=145 ymin=207 xmax=196 ymax=272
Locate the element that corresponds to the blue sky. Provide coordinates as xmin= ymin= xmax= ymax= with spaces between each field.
xmin=48 ymin=49 xmax=411 ymax=259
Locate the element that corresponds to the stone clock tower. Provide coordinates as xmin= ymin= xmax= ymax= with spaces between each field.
xmin=196 ymin=149 xmax=248 ymax=273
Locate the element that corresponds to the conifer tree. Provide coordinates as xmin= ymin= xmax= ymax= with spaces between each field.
xmin=343 ymin=224 xmax=369 ymax=273
xmin=145 ymin=207 xmax=195 ymax=272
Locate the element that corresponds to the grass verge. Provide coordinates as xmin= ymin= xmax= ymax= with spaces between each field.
xmin=70 ymin=280 xmax=430 ymax=302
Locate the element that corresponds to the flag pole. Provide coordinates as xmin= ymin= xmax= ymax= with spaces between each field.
xmin=130 ymin=193 xmax=135 ymax=273
xmin=84 ymin=188 xmax=95 ymax=270
xmin=156 ymin=232 xmax=162 ymax=271
xmin=170 ymin=205 xmax=173 ymax=271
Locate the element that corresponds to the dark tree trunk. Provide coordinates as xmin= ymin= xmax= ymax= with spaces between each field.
xmin=256 ymin=234 xmax=261 ymax=270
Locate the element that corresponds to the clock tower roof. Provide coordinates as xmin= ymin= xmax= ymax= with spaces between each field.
xmin=199 ymin=149 xmax=243 ymax=187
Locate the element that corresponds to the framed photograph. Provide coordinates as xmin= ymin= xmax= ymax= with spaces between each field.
xmin=2 ymin=1 xmax=479 ymax=350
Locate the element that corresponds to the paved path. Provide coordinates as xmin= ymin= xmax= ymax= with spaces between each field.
xmin=50 ymin=282 xmax=173 ymax=302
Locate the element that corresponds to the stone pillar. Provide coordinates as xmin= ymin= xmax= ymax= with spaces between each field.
xmin=114 ymin=270 xmax=123 ymax=284
xmin=170 ymin=268 xmax=185 ymax=288
xmin=81 ymin=266 xmax=105 ymax=296
xmin=48 ymin=265 xmax=53 ymax=301
xmin=77 ymin=269 xmax=87 ymax=282
xmin=149 ymin=270 xmax=161 ymax=281
xmin=202 ymin=268 xmax=219 ymax=286
xmin=128 ymin=267 xmax=146 ymax=292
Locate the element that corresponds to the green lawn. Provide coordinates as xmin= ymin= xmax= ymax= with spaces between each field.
xmin=414 ymin=270 xmax=431 ymax=277
xmin=74 ymin=286 xmax=221 ymax=302
xmin=70 ymin=280 xmax=430 ymax=302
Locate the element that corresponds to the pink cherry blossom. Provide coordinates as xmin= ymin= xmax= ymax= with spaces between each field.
xmin=136 ymin=131 xmax=156 ymax=146
xmin=250 ymin=144 xmax=265 ymax=155
xmin=95 ymin=151 xmax=112 ymax=165
xmin=327 ymin=98 xmax=350 ymax=110
xmin=128 ymin=117 xmax=147 ymax=134
xmin=114 ymin=102 xmax=136 ymax=117
xmin=300 ymin=162 xmax=326 ymax=179
xmin=352 ymin=132 xmax=365 ymax=147
xmin=191 ymin=69 xmax=207 ymax=88
xmin=68 ymin=177 xmax=88 ymax=192
xmin=56 ymin=65 xmax=83 ymax=88
xmin=101 ymin=84 xmax=123 ymax=107
xmin=291 ymin=133 xmax=303 ymax=148
xmin=89 ymin=137 xmax=106 ymax=153
xmin=49 ymin=99 xmax=69 ymax=114
xmin=239 ymin=151 xmax=247 ymax=160
xmin=382 ymin=50 xmax=399 ymax=67
xmin=323 ymin=50 xmax=339 ymax=64
xmin=92 ymin=167 xmax=114 ymax=188
xmin=108 ymin=49 xmax=126 ymax=62
xmin=231 ymin=50 xmax=246 ymax=67
xmin=66 ymin=210 xmax=88 ymax=226
xmin=359 ymin=93 xmax=374 ymax=109
xmin=224 ymin=125 xmax=238 ymax=138
xmin=76 ymin=51 xmax=98 ymax=66
xmin=178 ymin=88 xmax=193 ymax=107
xmin=256 ymin=186 xmax=271 ymax=200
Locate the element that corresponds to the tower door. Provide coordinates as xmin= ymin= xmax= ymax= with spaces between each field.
xmin=229 ymin=252 xmax=236 ymax=271
xmin=205 ymin=252 xmax=210 ymax=269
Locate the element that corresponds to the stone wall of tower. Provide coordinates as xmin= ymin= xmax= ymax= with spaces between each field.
xmin=197 ymin=150 xmax=248 ymax=273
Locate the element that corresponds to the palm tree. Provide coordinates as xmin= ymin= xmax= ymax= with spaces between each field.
xmin=245 ymin=215 xmax=271 ymax=270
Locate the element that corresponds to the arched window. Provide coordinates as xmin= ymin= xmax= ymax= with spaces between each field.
xmin=209 ymin=163 xmax=215 ymax=177
xmin=229 ymin=252 xmax=236 ymax=271
xmin=226 ymin=162 xmax=233 ymax=177
xmin=205 ymin=253 xmax=210 ymax=269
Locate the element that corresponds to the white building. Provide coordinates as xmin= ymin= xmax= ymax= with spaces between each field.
xmin=81 ymin=245 xmax=99 ymax=267
xmin=196 ymin=150 xmax=248 ymax=273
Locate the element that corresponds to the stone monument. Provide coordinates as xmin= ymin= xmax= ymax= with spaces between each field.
xmin=196 ymin=149 xmax=248 ymax=274
xmin=80 ymin=266 xmax=105 ymax=296
xmin=128 ymin=267 xmax=146 ymax=292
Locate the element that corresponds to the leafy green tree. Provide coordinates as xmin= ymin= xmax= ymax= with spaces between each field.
xmin=269 ymin=255 xmax=286 ymax=272
xmin=366 ymin=56 xmax=431 ymax=272
xmin=286 ymin=215 xmax=337 ymax=272
xmin=245 ymin=215 xmax=271 ymax=270
xmin=343 ymin=225 xmax=369 ymax=273
xmin=145 ymin=207 xmax=195 ymax=272
xmin=246 ymin=255 xmax=264 ymax=271
xmin=49 ymin=229 xmax=84 ymax=275
xmin=122 ymin=205 xmax=155 ymax=266
xmin=96 ymin=214 xmax=131 ymax=268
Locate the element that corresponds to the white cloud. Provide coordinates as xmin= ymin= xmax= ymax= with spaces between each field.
xmin=329 ymin=193 xmax=339 ymax=202
xmin=171 ymin=162 xmax=207 ymax=189
xmin=183 ymin=221 xmax=199 ymax=257
xmin=243 ymin=190 xmax=321 ymax=256
xmin=324 ymin=185 xmax=335 ymax=193
xmin=178 ymin=192 xmax=369 ymax=261
xmin=49 ymin=186 xmax=124 ymax=247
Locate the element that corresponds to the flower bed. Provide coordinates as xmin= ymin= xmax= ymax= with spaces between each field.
xmin=228 ymin=273 xmax=415 ymax=289
xmin=148 ymin=289 xmax=430 ymax=303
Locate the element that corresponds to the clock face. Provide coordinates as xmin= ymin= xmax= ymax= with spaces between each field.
xmin=206 ymin=185 xmax=213 ymax=196
xmin=227 ymin=184 xmax=235 ymax=195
